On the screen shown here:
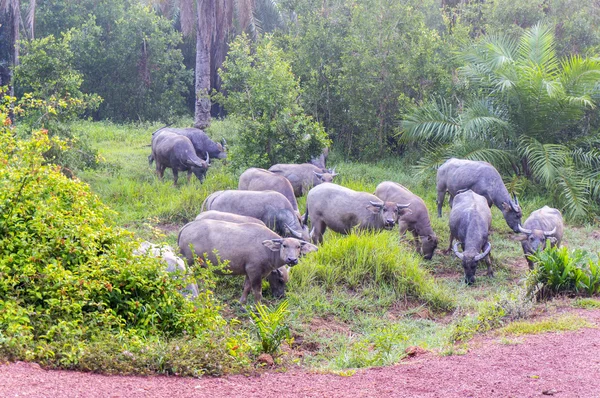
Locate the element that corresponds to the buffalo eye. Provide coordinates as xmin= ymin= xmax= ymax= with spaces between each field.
xmin=282 ymin=244 xmax=287 ymax=248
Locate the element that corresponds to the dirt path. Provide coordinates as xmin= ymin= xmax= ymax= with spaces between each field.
xmin=2 ymin=310 xmax=600 ymax=398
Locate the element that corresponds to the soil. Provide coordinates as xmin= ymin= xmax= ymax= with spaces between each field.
xmin=2 ymin=310 xmax=600 ymax=398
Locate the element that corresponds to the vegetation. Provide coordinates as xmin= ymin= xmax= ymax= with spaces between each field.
xmin=217 ymin=34 xmax=329 ymax=168
xmin=249 ymin=300 xmax=291 ymax=355
xmin=528 ymin=245 xmax=600 ymax=298
xmin=498 ymin=314 xmax=592 ymax=336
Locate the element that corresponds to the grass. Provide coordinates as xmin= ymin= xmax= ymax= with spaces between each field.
xmin=498 ymin=314 xmax=593 ymax=336
xmin=68 ymin=119 xmax=600 ymax=371
xmin=573 ymin=298 xmax=600 ymax=309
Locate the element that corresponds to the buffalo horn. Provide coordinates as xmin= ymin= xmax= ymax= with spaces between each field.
xmin=474 ymin=242 xmax=492 ymax=262
xmin=206 ymin=152 xmax=210 ymax=165
xmin=314 ymin=171 xmax=324 ymax=178
xmin=452 ymin=241 xmax=464 ymax=260
xmin=544 ymin=226 xmax=557 ymax=237
xmin=517 ymin=224 xmax=532 ymax=235
xmin=221 ymin=138 xmax=227 ymax=148
xmin=369 ymin=201 xmax=384 ymax=208
xmin=285 ymin=224 xmax=303 ymax=239
xmin=396 ymin=202 xmax=411 ymax=209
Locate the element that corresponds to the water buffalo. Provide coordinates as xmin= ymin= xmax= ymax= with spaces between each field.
xmin=517 ymin=206 xmax=564 ymax=269
xmin=178 ymin=219 xmax=317 ymax=303
xmin=202 ymin=190 xmax=310 ymax=241
xmin=306 ymin=183 xmax=410 ymax=244
xmin=134 ymin=241 xmax=199 ymax=298
xmin=195 ymin=210 xmax=266 ymax=226
xmin=268 ymin=163 xmax=338 ymax=197
xmin=309 ymin=147 xmax=330 ymax=169
xmin=447 ymin=190 xmax=493 ymax=285
xmin=151 ymin=131 xmax=210 ymax=185
xmin=375 ymin=181 xmax=438 ymax=260
xmin=149 ymin=127 xmax=226 ymax=164
xmin=238 ymin=168 xmax=299 ymax=212
xmin=193 ymin=210 xmax=287 ymax=294
xmin=436 ymin=158 xmax=522 ymax=232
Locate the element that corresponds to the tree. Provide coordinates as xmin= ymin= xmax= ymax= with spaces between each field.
xmin=402 ymin=24 xmax=600 ymax=219
xmin=0 ymin=0 xmax=36 ymax=92
xmin=216 ymin=34 xmax=329 ymax=168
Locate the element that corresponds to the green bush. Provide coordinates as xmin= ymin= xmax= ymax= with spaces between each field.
xmin=216 ymin=34 xmax=330 ymax=169
xmin=248 ymin=300 xmax=291 ymax=355
xmin=528 ymin=245 xmax=600 ymax=298
xmin=0 ymin=108 xmax=250 ymax=374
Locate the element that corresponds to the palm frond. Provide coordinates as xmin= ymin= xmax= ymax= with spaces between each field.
xmin=459 ymin=99 xmax=511 ymax=141
xmin=555 ymin=168 xmax=590 ymax=220
xmin=519 ymin=136 xmax=568 ymax=186
xmin=518 ymin=23 xmax=558 ymax=73
xmin=400 ymin=99 xmax=459 ymax=143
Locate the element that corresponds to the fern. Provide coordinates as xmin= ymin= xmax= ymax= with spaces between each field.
xmin=248 ymin=299 xmax=291 ymax=355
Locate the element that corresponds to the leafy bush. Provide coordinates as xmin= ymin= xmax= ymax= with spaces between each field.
xmin=248 ymin=300 xmax=291 ymax=355
xmin=0 ymin=108 xmax=250 ymax=374
xmin=528 ymin=245 xmax=600 ymax=298
xmin=216 ymin=34 xmax=330 ymax=168
xmin=288 ymin=232 xmax=455 ymax=312
xmin=335 ymin=324 xmax=409 ymax=368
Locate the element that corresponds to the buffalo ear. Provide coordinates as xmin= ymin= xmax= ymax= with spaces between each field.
xmin=300 ymin=241 xmax=318 ymax=255
xmin=516 ymin=234 xmax=528 ymax=241
xmin=263 ymin=239 xmax=283 ymax=252
xmin=501 ymin=202 xmax=511 ymax=211
xmin=367 ymin=201 xmax=384 ymax=214
xmin=547 ymin=237 xmax=558 ymax=245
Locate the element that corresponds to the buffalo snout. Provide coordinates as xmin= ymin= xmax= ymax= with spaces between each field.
xmin=287 ymin=258 xmax=299 ymax=266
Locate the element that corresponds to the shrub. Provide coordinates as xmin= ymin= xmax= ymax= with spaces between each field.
xmin=248 ymin=300 xmax=291 ymax=355
xmin=0 ymin=106 xmax=250 ymax=374
xmin=528 ymin=245 xmax=600 ymax=298
xmin=216 ymin=34 xmax=330 ymax=169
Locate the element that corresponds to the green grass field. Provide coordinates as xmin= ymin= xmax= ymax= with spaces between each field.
xmin=73 ymin=120 xmax=600 ymax=370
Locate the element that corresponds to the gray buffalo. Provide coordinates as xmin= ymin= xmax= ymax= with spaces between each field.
xmin=518 ymin=206 xmax=564 ymax=269
xmin=238 ymin=168 xmax=299 ymax=212
xmin=447 ymin=190 xmax=493 ymax=285
xmin=149 ymin=127 xmax=226 ymax=165
xmin=134 ymin=241 xmax=199 ymax=298
xmin=178 ymin=219 xmax=317 ymax=303
xmin=193 ymin=210 xmax=288 ymax=294
xmin=375 ymin=181 xmax=438 ymax=260
xmin=151 ymin=131 xmax=210 ymax=185
xmin=202 ymin=190 xmax=310 ymax=241
xmin=306 ymin=183 xmax=410 ymax=244
xmin=436 ymin=158 xmax=522 ymax=232
xmin=269 ymin=163 xmax=338 ymax=197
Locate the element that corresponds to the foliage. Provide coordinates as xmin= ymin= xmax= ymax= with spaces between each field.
xmin=289 ymin=231 xmax=455 ymax=312
xmin=573 ymin=298 xmax=600 ymax=309
xmin=335 ymin=324 xmax=409 ymax=368
xmin=528 ymin=245 xmax=600 ymax=298
xmin=402 ymin=24 xmax=600 ymax=220
xmin=450 ymin=301 xmax=506 ymax=343
xmin=248 ymin=300 xmax=291 ymax=355
xmin=216 ymin=34 xmax=329 ymax=168
xmin=0 ymin=104 xmax=250 ymax=374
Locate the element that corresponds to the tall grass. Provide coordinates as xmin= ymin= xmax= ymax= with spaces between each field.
xmin=289 ymin=231 xmax=455 ymax=312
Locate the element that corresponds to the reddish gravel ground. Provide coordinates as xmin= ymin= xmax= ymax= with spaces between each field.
xmin=2 ymin=310 xmax=600 ymax=398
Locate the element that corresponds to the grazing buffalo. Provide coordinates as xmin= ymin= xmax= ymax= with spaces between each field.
xmin=447 ymin=190 xmax=493 ymax=285
xmin=238 ymin=168 xmax=299 ymax=212
xmin=518 ymin=206 xmax=564 ymax=269
xmin=193 ymin=210 xmax=287 ymax=293
xmin=202 ymin=190 xmax=310 ymax=241
xmin=151 ymin=131 xmax=210 ymax=185
xmin=134 ymin=241 xmax=199 ymax=298
xmin=436 ymin=158 xmax=522 ymax=232
xmin=269 ymin=163 xmax=338 ymax=197
xmin=375 ymin=181 xmax=438 ymax=260
xmin=310 ymin=147 xmax=330 ymax=169
xmin=149 ymin=127 xmax=226 ymax=164
xmin=306 ymin=183 xmax=410 ymax=244
xmin=178 ymin=219 xmax=317 ymax=303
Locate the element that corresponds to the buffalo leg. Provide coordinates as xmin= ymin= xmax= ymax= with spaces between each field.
xmin=311 ymin=220 xmax=326 ymax=245
xmin=172 ymin=169 xmax=179 ymax=186
xmin=187 ymin=170 xmax=193 ymax=183
xmin=436 ymin=190 xmax=446 ymax=217
xmin=250 ymin=274 xmax=264 ymax=303
xmin=444 ymin=234 xmax=454 ymax=255
xmin=485 ymin=254 xmax=494 ymax=277
xmin=156 ymin=162 xmax=166 ymax=179
xmin=240 ymin=275 xmax=252 ymax=305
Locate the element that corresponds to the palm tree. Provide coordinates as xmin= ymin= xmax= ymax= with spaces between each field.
xmin=401 ymin=23 xmax=600 ymax=219
xmin=1 ymin=0 xmax=36 ymax=94
xmin=150 ymin=0 xmax=282 ymax=129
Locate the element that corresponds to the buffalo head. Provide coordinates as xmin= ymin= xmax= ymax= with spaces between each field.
xmin=501 ymin=194 xmax=522 ymax=233
xmin=263 ymin=238 xmax=318 ymax=267
xmin=267 ymin=266 xmax=290 ymax=298
xmin=420 ymin=235 xmax=439 ymax=260
xmin=452 ymin=241 xmax=492 ymax=285
xmin=367 ymin=200 xmax=410 ymax=230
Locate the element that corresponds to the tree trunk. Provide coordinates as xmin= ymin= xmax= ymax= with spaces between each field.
xmin=9 ymin=3 xmax=20 ymax=99
xmin=194 ymin=0 xmax=213 ymax=129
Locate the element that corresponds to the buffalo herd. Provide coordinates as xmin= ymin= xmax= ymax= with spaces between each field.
xmin=143 ymin=127 xmax=565 ymax=301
